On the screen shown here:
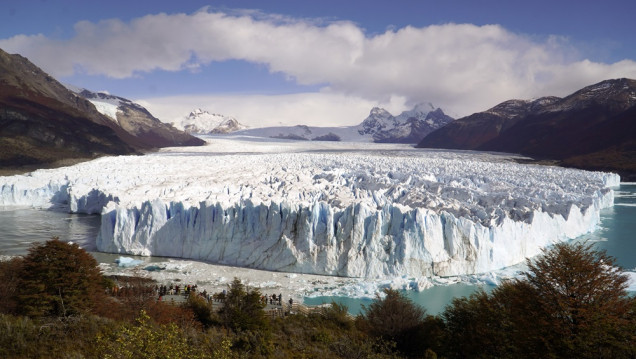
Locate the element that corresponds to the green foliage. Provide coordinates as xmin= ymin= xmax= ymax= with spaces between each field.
xmin=17 ymin=238 xmax=105 ymax=318
xmin=218 ymin=278 xmax=269 ymax=332
xmin=320 ymin=301 xmax=354 ymax=330
xmin=96 ymin=309 xmax=209 ymax=359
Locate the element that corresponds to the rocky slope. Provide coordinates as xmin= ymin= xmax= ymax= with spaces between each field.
xmin=76 ymin=90 xmax=205 ymax=148
xmin=0 ymin=48 xmax=203 ymax=170
xmin=418 ymin=79 xmax=636 ymax=179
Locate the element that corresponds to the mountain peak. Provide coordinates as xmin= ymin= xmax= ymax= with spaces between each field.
xmin=173 ymin=108 xmax=247 ymax=134
xmin=189 ymin=108 xmax=208 ymax=117
xmin=359 ymin=103 xmax=453 ymax=143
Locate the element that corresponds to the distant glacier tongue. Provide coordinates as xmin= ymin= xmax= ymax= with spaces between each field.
xmin=0 ymin=139 xmax=620 ymax=278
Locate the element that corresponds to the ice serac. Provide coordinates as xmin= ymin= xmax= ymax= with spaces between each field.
xmin=0 ymin=140 xmax=620 ymax=279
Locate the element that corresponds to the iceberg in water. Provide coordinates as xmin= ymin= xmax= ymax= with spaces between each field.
xmin=0 ymin=137 xmax=620 ymax=278
xmin=115 ymin=256 xmax=144 ymax=268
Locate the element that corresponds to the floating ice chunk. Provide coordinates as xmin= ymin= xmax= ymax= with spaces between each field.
xmin=115 ymin=256 xmax=144 ymax=268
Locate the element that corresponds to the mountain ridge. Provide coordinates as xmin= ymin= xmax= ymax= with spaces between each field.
xmin=0 ymin=48 xmax=203 ymax=171
xmin=233 ymin=103 xmax=453 ymax=143
xmin=417 ymin=78 xmax=636 ymax=179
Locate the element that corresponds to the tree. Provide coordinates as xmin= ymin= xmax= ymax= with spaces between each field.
xmin=218 ymin=278 xmax=268 ymax=332
xmin=360 ymin=288 xmax=428 ymax=355
xmin=217 ymin=278 xmax=272 ymax=355
xmin=441 ymin=242 xmax=636 ymax=358
xmin=520 ymin=242 xmax=635 ymax=357
xmin=17 ymin=238 xmax=105 ymax=317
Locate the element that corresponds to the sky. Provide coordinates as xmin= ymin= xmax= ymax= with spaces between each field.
xmin=2 ymin=0 xmax=636 ymax=127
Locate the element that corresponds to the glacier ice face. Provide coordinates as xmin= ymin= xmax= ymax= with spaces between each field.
xmin=0 ymin=137 xmax=620 ymax=278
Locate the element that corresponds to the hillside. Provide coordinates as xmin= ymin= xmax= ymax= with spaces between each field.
xmin=417 ymin=79 xmax=636 ymax=179
xmin=0 ymin=48 xmax=203 ymax=171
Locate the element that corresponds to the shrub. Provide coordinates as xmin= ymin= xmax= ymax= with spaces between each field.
xmin=0 ymin=257 xmax=24 ymax=314
xmin=95 ymin=309 xmax=209 ymax=359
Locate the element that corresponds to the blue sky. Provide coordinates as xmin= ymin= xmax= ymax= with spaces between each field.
xmin=2 ymin=0 xmax=636 ymax=126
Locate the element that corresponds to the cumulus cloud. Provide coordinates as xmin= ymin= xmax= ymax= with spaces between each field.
xmin=2 ymin=9 xmax=636 ymax=118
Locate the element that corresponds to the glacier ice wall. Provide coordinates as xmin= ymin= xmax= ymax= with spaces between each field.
xmin=0 ymin=140 xmax=620 ymax=278
xmin=95 ymin=191 xmax=613 ymax=278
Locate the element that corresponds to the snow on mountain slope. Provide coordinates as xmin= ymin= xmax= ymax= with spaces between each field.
xmin=89 ymin=100 xmax=119 ymax=122
xmin=0 ymin=137 xmax=618 ymax=278
xmin=171 ymin=108 xmax=247 ymax=134
xmin=237 ymin=103 xmax=453 ymax=143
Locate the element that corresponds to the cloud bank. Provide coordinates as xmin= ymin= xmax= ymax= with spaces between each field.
xmin=2 ymin=9 xmax=636 ymax=119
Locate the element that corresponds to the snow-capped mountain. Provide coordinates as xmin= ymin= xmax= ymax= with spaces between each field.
xmin=171 ymin=108 xmax=247 ymax=134
xmin=0 ymin=47 xmax=200 ymax=169
xmin=358 ymin=103 xmax=454 ymax=143
xmin=236 ymin=103 xmax=454 ymax=143
xmin=418 ymin=78 xmax=636 ymax=179
xmin=73 ymin=88 xmax=205 ymax=148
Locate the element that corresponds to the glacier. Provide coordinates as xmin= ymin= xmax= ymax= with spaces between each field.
xmin=0 ymin=136 xmax=619 ymax=278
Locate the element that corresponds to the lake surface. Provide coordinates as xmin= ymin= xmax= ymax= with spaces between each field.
xmin=1 ymin=183 xmax=634 ymax=315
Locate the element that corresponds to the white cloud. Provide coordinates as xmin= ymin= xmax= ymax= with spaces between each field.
xmin=2 ymin=9 xmax=636 ymax=119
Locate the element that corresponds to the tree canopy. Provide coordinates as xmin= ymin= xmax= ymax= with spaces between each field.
xmin=443 ymin=242 xmax=636 ymax=358
xmin=17 ymin=238 xmax=105 ymax=317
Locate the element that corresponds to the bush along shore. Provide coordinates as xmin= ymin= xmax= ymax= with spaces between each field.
xmin=1 ymin=237 xmax=635 ymax=358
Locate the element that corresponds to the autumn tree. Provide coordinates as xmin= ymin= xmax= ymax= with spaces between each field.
xmin=442 ymin=242 xmax=636 ymax=358
xmin=17 ymin=238 xmax=105 ymax=317
xmin=521 ymin=242 xmax=635 ymax=357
